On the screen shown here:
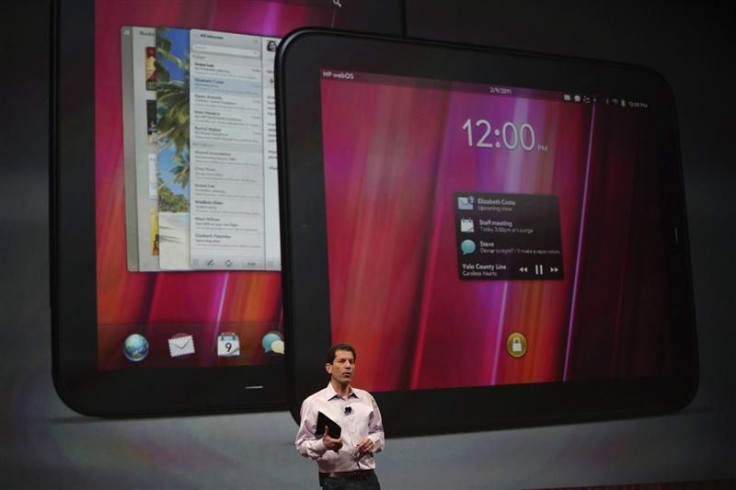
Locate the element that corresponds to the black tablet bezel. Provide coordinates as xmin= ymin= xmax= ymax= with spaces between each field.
xmin=51 ymin=2 xmax=404 ymax=417
xmin=277 ymin=29 xmax=698 ymax=435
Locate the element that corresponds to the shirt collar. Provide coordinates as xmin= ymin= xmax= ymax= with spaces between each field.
xmin=325 ymin=382 xmax=360 ymax=401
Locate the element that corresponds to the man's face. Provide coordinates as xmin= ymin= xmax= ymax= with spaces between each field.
xmin=326 ymin=349 xmax=355 ymax=385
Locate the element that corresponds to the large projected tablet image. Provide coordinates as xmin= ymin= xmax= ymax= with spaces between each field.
xmin=278 ymin=31 xmax=698 ymax=434
xmin=52 ymin=1 xmax=403 ymax=416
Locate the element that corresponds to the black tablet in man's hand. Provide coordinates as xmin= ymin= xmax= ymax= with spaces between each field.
xmin=316 ymin=411 xmax=342 ymax=438
xmin=51 ymin=0 xmax=403 ymax=417
xmin=277 ymin=29 xmax=698 ymax=434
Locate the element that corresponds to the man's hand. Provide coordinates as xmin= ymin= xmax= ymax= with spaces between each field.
xmin=355 ymin=437 xmax=374 ymax=456
xmin=323 ymin=426 xmax=343 ymax=452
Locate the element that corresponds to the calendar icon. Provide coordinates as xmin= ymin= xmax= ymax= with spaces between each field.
xmin=217 ymin=332 xmax=240 ymax=357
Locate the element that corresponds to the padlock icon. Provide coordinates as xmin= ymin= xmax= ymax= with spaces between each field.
xmin=507 ymin=333 xmax=527 ymax=358
xmin=512 ymin=337 xmax=522 ymax=353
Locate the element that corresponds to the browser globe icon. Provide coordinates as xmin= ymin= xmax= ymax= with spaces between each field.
xmin=123 ymin=334 xmax=150 ymax=362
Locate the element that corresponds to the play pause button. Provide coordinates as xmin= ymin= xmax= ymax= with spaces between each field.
xmin=516 ymin=265 xmax=562 ymax=279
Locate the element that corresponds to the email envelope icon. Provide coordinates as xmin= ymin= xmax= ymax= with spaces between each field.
xmin=168 ymin=333 xmax=195 ymax=358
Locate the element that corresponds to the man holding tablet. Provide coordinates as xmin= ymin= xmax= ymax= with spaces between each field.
xmin=295 ymin=344 xmax=384 ymax=489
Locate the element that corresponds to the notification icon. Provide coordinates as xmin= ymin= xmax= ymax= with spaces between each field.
xmin=460 ymin=240 xmax=476 ymax=255
xmin=457 ymin=196 xmax=474 ymax=210
xmin=460 ymin=218 xmax=475 ymax=233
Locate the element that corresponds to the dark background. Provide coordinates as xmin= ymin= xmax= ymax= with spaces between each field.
xmin=1 ymin=0 xmax=734 ymax=488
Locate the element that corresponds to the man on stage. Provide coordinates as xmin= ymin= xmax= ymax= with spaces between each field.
xmin=295 ymin=343 xmax=385 ymax=489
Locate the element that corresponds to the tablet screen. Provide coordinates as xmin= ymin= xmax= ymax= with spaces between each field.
xmin=93 ymin=1 xmax=400 ymax=371
xmin=319 ymin=71 xmax=674 ymax=391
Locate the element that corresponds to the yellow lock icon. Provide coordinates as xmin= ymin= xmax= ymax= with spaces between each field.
xmin=512 ymin=338 xmax=522 ymax=352
xmin=506 ymin=333 xmax=528 ymax=358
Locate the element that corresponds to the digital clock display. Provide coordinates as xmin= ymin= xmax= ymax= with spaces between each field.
xmin=461 ymin=119 xmax=542 ymax=151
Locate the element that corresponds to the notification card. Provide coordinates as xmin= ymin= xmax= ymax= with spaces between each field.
xmin=455 ymin=192 xmax=564 ymax=280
